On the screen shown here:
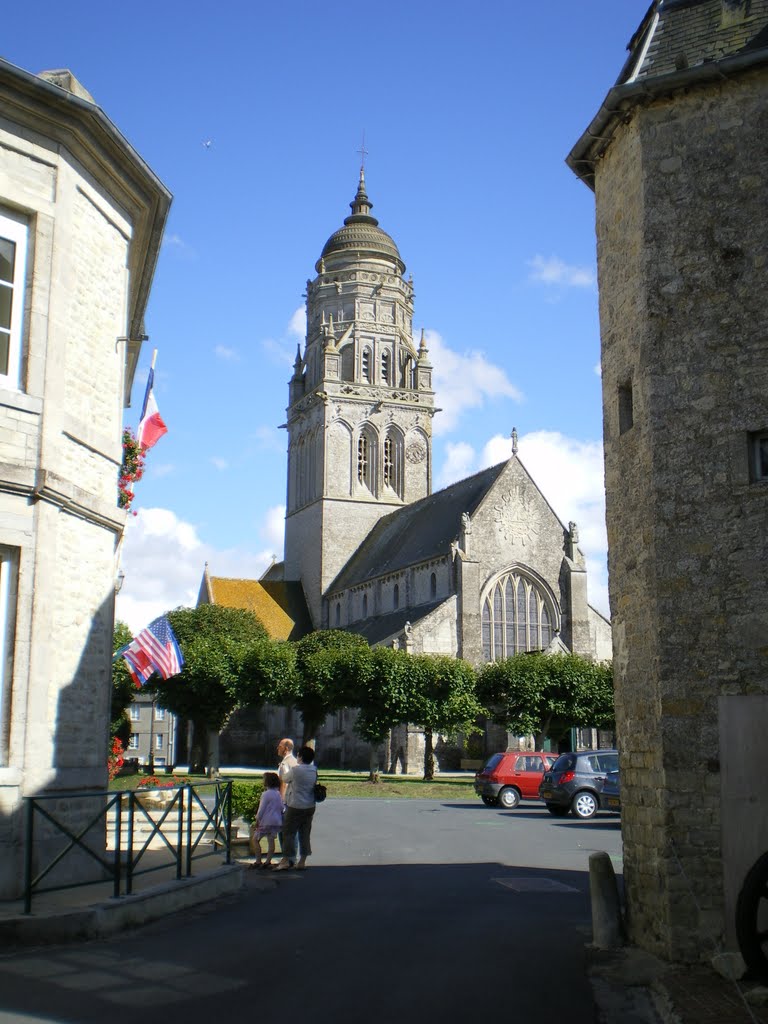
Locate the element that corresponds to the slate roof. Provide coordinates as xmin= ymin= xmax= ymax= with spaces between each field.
xmin=568 ymin=0 xmax=768 ymax=188
xmin=618 ymin=0 xmax=768 ymax=84
xmin=343 ymin=601 xmax=447 ymax=647
xmin=328 ymin=461 xmax=508 ymax=593
xmin=206 ymin=575 xmax=312 ymax=641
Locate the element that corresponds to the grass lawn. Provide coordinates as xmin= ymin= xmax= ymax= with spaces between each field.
xmin=110 ymin=770 xmax=478 ymax=801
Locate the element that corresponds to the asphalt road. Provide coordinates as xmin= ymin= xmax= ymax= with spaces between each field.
xmin=0 ymin=799 xmax=623 ymax=1024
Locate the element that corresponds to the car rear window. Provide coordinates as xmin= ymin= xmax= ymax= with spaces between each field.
xmin=552 ymin=754 xmax=575 ymax=772
xmin=579 ymin=752 xmax=619 ymax=773
xmin=483 ymin=754 xmax=504 ymax=772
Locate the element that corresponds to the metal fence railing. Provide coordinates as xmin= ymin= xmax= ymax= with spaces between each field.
xmin=22 ymin=780 xmax=232 ymax=914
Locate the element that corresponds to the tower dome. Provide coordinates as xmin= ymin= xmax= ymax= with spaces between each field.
xmin=317 ymin=169 xmax=405 ymax=274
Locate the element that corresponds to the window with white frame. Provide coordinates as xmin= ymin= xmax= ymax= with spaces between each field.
xmin=129 ymin=705 xmax=140 ymax=721
xmin=481 ymin=572 xmax=554 ymax=662
xmin=155 ymin=707 xmax=165 ymax=721
xmin=0 ymin=546 xmax=19 ymax=766
xmin=0 ymin=212 xmax=28 ymax=390
xmin=155 ymin=734 xmax=163 ymax=749
xmin=128 ymin=734 xmax=139 ymax=750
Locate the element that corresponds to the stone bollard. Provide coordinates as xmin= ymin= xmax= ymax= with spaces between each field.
xmin=589 ymin=850 xmax=624 ymax=948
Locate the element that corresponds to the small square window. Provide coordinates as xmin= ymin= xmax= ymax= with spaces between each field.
xmin=128 ymin=734 xmax=139 ymax=750
xmin=155 ymin=707 xmax=165 ymax=721
xmin=749 ymin=432 xmax=768 ymax=482
xmin=129 ymin=705 xmax=140 ymax=721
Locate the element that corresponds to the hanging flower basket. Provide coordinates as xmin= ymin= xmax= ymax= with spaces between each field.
xmin=118 ymin=428 xmax=145 ymax=513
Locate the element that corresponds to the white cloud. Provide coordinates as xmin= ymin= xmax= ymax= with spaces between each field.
xmin=259 ymin=504 xmax=286 ymax=556
xmin=252 ymin=425 xmax=285 ymax=453
xmin=428 ymin=329 xmax=523 ymax=436
xmin=435 ymin=441 xmax=477 ymax=488
xmin=527 ymin=255 xmax=596 ymax=289
xmin=210 ymin=457 xmax=228 ymax=470
xmin=147 ymin=462 xmax=174 ymax=479
xmin=115 ymin=506 xmax=279 ymax=634
xmin=485 ymin=429 xmax=608 ymax=616
xmin=161 ymin=233 xmax=195 ymax=259
xmin=214 ymin=345 xmax=240 ymax=362
xmin=594 ymin=361 xmax=602 ymax=377
xmin=436 ymin=428 xmax=609 ymax=617
xmin=287 ymin=306 xmax=306 ymax=338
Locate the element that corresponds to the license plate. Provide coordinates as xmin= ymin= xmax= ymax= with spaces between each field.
xmin=541 ymin=790 xmax=553 ymax=799
xmin=607 ymin=797 xmax=620 ymax=809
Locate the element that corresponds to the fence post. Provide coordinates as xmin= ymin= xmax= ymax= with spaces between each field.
xmin=113 ymin=794 xmax=122 ymax=900
xmin=185 ymin=784 xmax=193 ymax=877
xmin=225 ymin=781 xmax=232 ymax=865
xmin=126 ymin=791 xmax=135 ymax=896
xmin=23 ymin=797 xmax=34 ymax=914
xmin=176 ymin=786 xmax=183 ymax=880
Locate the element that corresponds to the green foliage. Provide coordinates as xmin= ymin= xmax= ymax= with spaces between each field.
xmin=355 ymin=647 xmax=413 ymax=744
xmin=476 ymin=652 xmax=614 ymax=745
xmin=235 ymin=638 xmax=298 ymax=706
xmin=147 ymin=605 xmax=268 ymax=730
xmin=290 ymin=630 xmax=371 ymax=742
xmin=230 ymin=780 xmax=264 ymax=823
xmin=111 ymin=621 xmax=135 ymax=747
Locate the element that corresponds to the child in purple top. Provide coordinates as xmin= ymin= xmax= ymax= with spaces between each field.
xmin=249 ymin=772 xmax=283 ymax=868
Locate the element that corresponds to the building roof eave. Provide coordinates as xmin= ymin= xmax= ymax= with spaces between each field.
xmin=567 ymin=46 xmax=768 ymax=190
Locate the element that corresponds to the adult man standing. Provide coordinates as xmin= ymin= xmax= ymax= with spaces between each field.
xmin=277 ymin=738 xmax=298 ymax=802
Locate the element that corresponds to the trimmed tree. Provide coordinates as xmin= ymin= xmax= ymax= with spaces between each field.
xmin=284 ymin=630 xmax=370 ymax=746
xmin=476 ymin=652 xmax=614 ymax=749
xmin=407 ymin=654 xmax=483 ymax=780
xmin=354 ymin=646 xmax=413 ymax=777
xmin=148 ymin=604 xmax=268 ymax=776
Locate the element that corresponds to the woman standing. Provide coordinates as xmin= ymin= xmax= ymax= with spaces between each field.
xmin=275 ymin=745 xmax=317 ymax=871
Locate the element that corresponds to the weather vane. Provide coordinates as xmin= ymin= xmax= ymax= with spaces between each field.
xmin=358 ymin=130 xmax=368 ymax=170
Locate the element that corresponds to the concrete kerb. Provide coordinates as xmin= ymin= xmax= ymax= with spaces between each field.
xmin=0 ymin=860 xmax=266 ymax=948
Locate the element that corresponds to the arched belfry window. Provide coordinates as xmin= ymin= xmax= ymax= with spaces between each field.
xmin=381 ymin=349 xmax=390 ymax=385
xmin=382 ymin=429 xmax=403 ymax=497
xmin=393 ymin=583 xmax=399 ymax=610
xmin=357 ymin=432 xmax=373 ymax=491
xmin=481 ymin=571 xmax=554 ymax=662
xmin=362 ymin=347 xmax=371 ymax=383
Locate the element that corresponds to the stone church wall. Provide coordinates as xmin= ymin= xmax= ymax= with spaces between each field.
xmin=594 ymin=70 xmax=768 ymax=961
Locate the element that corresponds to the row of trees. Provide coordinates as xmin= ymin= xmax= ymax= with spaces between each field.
xmin=113 ymin=604 xmax=615 ymax=778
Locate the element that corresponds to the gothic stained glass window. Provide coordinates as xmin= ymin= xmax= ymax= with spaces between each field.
xmin=481 ymin=572 xmax=556 ymax=662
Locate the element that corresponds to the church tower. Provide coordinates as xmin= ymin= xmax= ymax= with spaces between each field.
xmin=284 ymin=171 xmax=436 ymax=626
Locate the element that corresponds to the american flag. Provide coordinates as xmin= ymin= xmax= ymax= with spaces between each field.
xmin=122 ymin=616 xmax=184 ymax=683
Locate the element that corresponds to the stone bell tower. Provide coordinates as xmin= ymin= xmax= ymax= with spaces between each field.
xmin=284 ymin=170 xmax=436 ymax=626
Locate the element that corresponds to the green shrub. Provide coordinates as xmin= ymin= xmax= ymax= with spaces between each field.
xmin=230 ymin=780 xmax=264 ymax=823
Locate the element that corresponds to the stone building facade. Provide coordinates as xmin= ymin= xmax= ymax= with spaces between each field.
xmin=568 ymin=0 xmax=768 ymax=963
xmin=205 ymin=172 xmax=611 ymax=770
xmin=0 ymin=61 xmax=169 ymax=897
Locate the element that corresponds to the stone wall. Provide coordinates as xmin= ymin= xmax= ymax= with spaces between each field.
xmin=594 ymin=69 xmax=768 ymax=961
xmin=0 ymin=65 xmax=168 ymax=899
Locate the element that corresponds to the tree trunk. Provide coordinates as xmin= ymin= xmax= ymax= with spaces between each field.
xmin=189 ymin=719 xmax=207 ymax=774
xmin=423 ymin=728 xmax=435 ymax=781
xmin=207 ymin=728 xmax=220 ymax=778
xmin=368 ymin=743 xmax=381 ymax=781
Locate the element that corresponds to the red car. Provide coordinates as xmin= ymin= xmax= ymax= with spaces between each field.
xmin=474 ymin=751 xmax=559 ymax=809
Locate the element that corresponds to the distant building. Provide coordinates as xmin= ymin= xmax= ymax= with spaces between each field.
xmin=127 ymin=692 xmax=178 ymax=770
xmin=568 ymin=0 xmax=768 ymax=964
xmin=202 ymin=173 xmax=610 ymax=769
xmin=0 ymin=60 xmax=169 ymax=898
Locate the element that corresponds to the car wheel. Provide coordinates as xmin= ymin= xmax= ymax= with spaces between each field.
xmin=736 ymin=851 xmax=768 ymax=980
xmin=545 ymin=803 xmax=569 ymax=817
xmin=571 ymin=791 xmax=598 ymax=819
xmin=481 ymin=795 xmax=496 ymax=807
xmin=497 ymin=787 xmax=520 ymax=809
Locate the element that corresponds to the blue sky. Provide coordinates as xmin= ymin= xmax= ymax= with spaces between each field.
xmin=6 ymin=1 xmax=651 ymax=630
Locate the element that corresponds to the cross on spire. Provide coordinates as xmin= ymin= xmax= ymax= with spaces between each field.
xmin=357 ymin=131 xmax=368 ymax=170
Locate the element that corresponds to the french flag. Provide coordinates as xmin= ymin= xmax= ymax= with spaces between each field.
xmin=137 ymin=367 xmax=167 ymax=451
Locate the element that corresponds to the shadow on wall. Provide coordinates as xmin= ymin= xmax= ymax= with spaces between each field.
xmin=1 ymin=590 xmax=116 ymax=900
